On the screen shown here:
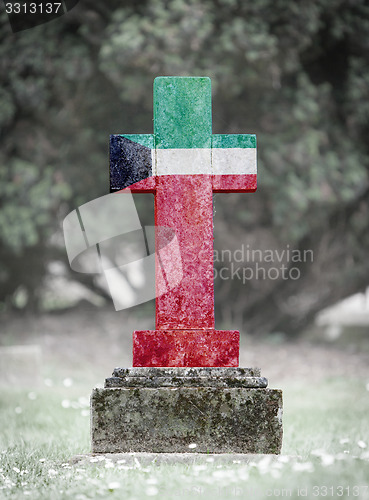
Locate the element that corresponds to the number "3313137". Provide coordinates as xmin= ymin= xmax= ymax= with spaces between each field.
xmin=5 ymin=3 xmax=62 ymax=14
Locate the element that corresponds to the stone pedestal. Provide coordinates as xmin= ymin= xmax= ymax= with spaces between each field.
xmin=91 ymin=367 xmax=283 ymax=454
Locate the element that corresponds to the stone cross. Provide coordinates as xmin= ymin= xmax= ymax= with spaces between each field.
xmin=110 ymin=76 xmax=257 ymax=367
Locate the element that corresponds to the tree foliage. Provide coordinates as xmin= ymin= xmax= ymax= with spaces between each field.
xmin=0 ymin=0 xmax=369 ymax=333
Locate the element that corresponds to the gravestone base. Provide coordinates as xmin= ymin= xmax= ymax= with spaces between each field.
xmin=91 ymin=368 xmax=283 ymax=454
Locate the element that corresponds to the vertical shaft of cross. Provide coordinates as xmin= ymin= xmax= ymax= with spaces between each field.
xmin=154 ymin=77 xmax=215 ymax=330
xmin=155 ymin=175 xmax=214 ymax=329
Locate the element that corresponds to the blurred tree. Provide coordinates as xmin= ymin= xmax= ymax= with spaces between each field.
xmin=0 ymin=0 xmax=368 ymax=334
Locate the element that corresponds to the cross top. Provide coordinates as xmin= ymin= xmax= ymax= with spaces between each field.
xmin=155 ymin=76 xmax=212 ymax=149
xmin=110 ymin=76 xmax=256 ymax=191
xmin=110 ymin=76 xmax=257 ymax=367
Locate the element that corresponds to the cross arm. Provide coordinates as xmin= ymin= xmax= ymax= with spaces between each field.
xmin=212 ymin=134 xmax=257 ymax=193
xmin=110 ymin=134 xmax=156 ymax=193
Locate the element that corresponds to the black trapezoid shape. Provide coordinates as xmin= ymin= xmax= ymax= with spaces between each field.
xmin=110 ymin=135 xmax=153 ymax=192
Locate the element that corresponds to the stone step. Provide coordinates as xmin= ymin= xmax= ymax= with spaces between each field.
xmin=112 ymin=367 xmax=261 ymax=377
xmin=105 ymin=375 xmax=268 ymax=388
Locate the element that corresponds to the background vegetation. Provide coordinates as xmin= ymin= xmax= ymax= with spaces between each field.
xmin=1 ymin=0 xmax=369 ymax=335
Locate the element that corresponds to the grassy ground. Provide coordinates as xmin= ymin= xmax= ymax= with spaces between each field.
xmin=1 ymin=309 xmax=369 ymax=499
xmin=1 ymin=378 xmax=369 ymax=499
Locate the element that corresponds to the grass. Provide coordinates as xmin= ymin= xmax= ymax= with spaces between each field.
xmin=1 ymin=377 xmax=369 ymax=499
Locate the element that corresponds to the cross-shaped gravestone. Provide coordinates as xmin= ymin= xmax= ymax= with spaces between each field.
xmin=110 ymin=76 xmax=257 ymax=367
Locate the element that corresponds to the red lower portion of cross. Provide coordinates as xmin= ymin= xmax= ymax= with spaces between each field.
xmin=133 ymin=330 xmax=239 ymax=367
xmin=121 ymin=173 xmax=256 ymax=368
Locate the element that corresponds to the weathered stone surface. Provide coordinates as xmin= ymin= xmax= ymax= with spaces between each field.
xmin=91 ymin=386 xmax=283 ymax=454
xmin=105 ymin=376 xmax=268 ymax=388
xmin=90 ymin=78 xmax=281 ymax=455
xmin=113 ymin=367 xmax=261 ymax=377
xmin=107 ymin=367 xmax=266 ymax=388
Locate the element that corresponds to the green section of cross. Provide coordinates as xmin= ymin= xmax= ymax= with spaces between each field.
xmin=122 ymin=77 xmax=255 ymax=156
xmin=154 ymin=76 xmax=212 ymax=150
